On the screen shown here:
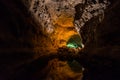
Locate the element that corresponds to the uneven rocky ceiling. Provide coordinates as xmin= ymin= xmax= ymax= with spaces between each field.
xmin=0 ymin=0 xmax=120 ymax=80
xmin=22 ymin=0 xmax=109 ymax=48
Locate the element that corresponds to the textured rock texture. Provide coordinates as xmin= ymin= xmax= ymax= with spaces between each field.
xmin=0 ymin=0 xmax=57 ymax=80
xmin=22 ymin=0 xmax=109 ymax=48
xmin=76 ymin=0 xmax=120 ymax=80
xmin=22 ymin=0 xmax=110 ymax=48
xmin=22 ymin=0 xmax=83 ymax=48
xmin=0 ymin=0 xmax=83 ymax=80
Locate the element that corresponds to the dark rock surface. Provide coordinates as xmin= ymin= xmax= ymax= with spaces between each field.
xmin=0 ymin=0 xmax=82 ymax=80
xmin=0 ymin=0 xmax=55 ymax=80
xmin=77 ymin=0 xmax=120 ymax=80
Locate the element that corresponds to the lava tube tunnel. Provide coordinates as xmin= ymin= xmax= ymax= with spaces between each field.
xmin=0 ymin=0 xmax=120 ymax=80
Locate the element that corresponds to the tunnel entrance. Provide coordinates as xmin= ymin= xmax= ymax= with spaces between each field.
xmin=66 ymin=34 xmax=83 ymax=49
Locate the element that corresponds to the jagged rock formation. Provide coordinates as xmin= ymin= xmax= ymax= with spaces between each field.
xmin=22 ymin=0 xmax=84 ymax=48
xmin=0 ymin=0 xmax=57 ymax=80
xmin=22 ymin=0 xmax=109 ymax=48
xmin=75 ymin=0 xmax=120 ymax=80
xmin=0 ymin=0 xmax=82 ymax=80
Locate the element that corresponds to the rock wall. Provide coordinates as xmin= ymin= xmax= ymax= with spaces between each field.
xmin=22 ymin=0 xmax=83 ymax=33
xmin=22 ymin=0 xmax=84 ymax=48
xmin=0 ymin=0 xmax=57 ymax=79
xmin=76 ymin=0 xmax=120 ymax=80
xmin=22 ymin=0 xmax=109 ymax=48
xmin=0 ymin=0 xmax=83 ymax=80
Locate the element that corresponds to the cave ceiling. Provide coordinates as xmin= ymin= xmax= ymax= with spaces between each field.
xmin=22 ymin=0 xmax=109 ymax=48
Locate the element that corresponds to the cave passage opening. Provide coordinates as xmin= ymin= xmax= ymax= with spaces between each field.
xmin=66 ymin=34 xmax=84 ymax=49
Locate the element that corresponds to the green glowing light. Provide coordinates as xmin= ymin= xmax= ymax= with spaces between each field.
xmin=66 ymin=34 xmax=83 ymax=48
xmin=66 ymin=43 xmax=78 ymax=48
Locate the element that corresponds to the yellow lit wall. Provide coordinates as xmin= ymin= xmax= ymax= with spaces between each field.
xmin=50 ymin=13 xmax=79 ymax=48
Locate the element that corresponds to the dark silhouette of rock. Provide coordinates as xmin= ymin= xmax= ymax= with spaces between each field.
xmin=77 ymin=0 xmax=120 ymax=80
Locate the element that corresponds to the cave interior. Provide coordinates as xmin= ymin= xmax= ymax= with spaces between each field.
xmin=0 ymin=0 xmax=120 ymax=80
